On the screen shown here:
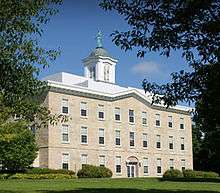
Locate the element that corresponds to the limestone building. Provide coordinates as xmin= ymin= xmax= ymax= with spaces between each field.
xmin=36 ymin=33 xmax=193 ymax=178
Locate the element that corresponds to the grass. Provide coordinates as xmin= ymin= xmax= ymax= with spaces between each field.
xmin=0 ymin=178 xmax=220 ymax=193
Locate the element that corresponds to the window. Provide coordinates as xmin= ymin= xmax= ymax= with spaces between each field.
xmin=80 ymin=154 xmax=88 ymax=166
xmin=143 ymin=133 xmax=148 ymax=148
xmin=114 ymin=107 xmax=121 ymax=121
xmin=62 ymin=99 xmax=69 ymax=114
xmin=62 ymin=125 xmax=69 ymax=143
xmin=143 ymin=158 xmax=149 ymax=175
xmin=156 ymin=114 xmax=160 ymax=126
xmin=99 ymin=155 xmax=105 ymax=167
xmin=62 ymin=153 xmax=69 ymax=170
xmin=180 ymin=117 xmax=184 ymax=129
xmin=168 ymin=116 xmax=173 ymax=128
xmin=129 ymin=132 xmax=135 ymax=147
xmin=81 ymin=127 xmax=88 ymax=144
xmin=156 ymin=135 xmax=161 ymax=149
xmin=181 ymin=159 xmax=186 ymax=171
xmin=142 ymin=112 xmax=147 ymax=125
xmin=99 ymin=128 xmax=105 ymax=145
xmin=115 ymin=130 xmax=121 ymax=146
xmin=98 ymin=104 xmax=105 ymax=120
xmin=169 ymin=136 xmax=174 ymax=150
xmin=157 ymin=158 xmax=162 ymax=174
xmin=169 ymin=159 xmax=174 ymax=170
xmin=115 ymin=156 xmax=121 ymax=174
xmin=80 ymin=102 xmax=87 ymax=117
xmin=129 ymin=109 xmax=135 ymax=123
xmin=181 ymin=137 xmax=185 ymax=150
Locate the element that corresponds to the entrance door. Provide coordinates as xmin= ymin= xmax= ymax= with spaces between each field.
xmin=127 ymin=164 xmax=136 ymax=177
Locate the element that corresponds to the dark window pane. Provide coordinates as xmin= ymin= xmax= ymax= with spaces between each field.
xmin=130 ymin=140 xmax=134 ymax=147
xmin=99 ymin=137 xmax=104 ymax=144
xmin=62 ymin=106 xmax=68 ymax=114
xmin=115 ymin=114 xmax=120 ymax=121
xmin=170 ymin=167 xmax=174 ymax=170
xmin=116 ymin=165 xmax=121 ymax=173
xmin=182 ymin=167 xmax=185 ymax=171
xmin=157 ymin=166 xmax=161 ymax=173
xmin=81 ymin=135 xmax=87 ymax=143
xmin=156 ymin=120 xmax=160 ymax=126
xmin=99 ymin=112 xmax=104 ymax=119
xmin=62 ymin=163 xmax=68 ymax=170
xmin=142 ymin=118 xmax=147 ymax=125
xmin=181 ymin=144 xmax=185 ymax=150
xmin=169 ymin=143 xmax=173 ymax=149
xmin=143 ymin=141 xmax=148 ymax=148
xmin=168 ymin=122 xmax=172 ymax=128
xmin=144 ymin=166 xmax=148 ymax=174
xmin=63 ymin=134 xmax=69 ymax=142
xmin=180 ymin=124 xmax=184 ymax=129
xmin=129 ymin=116 xmax=134 ymax=123
xmin=116 ymin=138 xmax=120 ymax=146
xmin=81 ymin=109 xmax=87 ymax=116
xmin=100 ymin=164 xmax=105 ymax=167
xmin=156 ymin=142 xmax=161 ymax=149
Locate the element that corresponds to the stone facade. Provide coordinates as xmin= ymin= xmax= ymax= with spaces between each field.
xmin=36 ymin=89 xmax=193 ymax=178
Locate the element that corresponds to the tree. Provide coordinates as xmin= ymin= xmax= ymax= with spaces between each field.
xmin=0 ymin=121 xmax=38 ymax=171
xmin=0 ymin=0 xmax=63 ymax=126
xmin=100 ymin=0 xmax=220 ymax=173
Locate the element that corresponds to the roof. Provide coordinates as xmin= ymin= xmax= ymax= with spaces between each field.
xmin=42 ymin=72 xmax=192 ymax=114
xmin=88 ymin=47 xmax=113 ymax=58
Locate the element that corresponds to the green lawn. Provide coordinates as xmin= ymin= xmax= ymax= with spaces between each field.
xmin=0 ymin=178 xmax=219 ymax=193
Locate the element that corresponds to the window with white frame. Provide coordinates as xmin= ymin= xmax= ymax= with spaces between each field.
xmin=80 ymin=154 xmax=88 ymax=166
xmin=129 ymin=109 xmax=135 ymax=123
xmin=62 ymin=124 xmax=69 ymax=143
xmin=80 ymin=102 xmax=88 ymax=117
xmin=156 ymin=114 xmax=160 ymax=126
xmin=169 ymin=136 xmax=174 ymax=150
xmin=180 ymin=117 xmax=184 ymax=129
xmin=156 ymin=135 xmax=161 ymax=149
xmin=129 ymin=132 xmax=135 ymax=147
xmin=157 ymin=158 xmax=162 ymax=174
xmin=62 ymin=153 xmax=69 ymax=170
xmin=114 ymin=107 xmax=121 ymax=121
xmin=181 ymin=137 xmax=185 ymax=150
xmin=168 ymin=116 xmax=173 ymax=128
xmin=115 ymin=130 xmax=121 ymax=146
xmin=99 ymin=155 xmax=105 ymax=167
xmin=142 ymin=111 xmax=147 ymax=125
xmin=81 ymin=127 xmax=88 ymax=144
xmin=143 ymin=158 xmax=149 ymax=175
xmin=143 ymin=133 xmax=148 ymax=148
xmin=98 ymin=104 xmax=105 ymax=120
xmin=99 ymin=128 xmax=105 ymax=145
xmin=181 ymin=159 xmax=186 ymax=171
xmin=61 ymin=99 xmax=69 ymax=114
xmin=169 ymin=159 xmax=174 ymax=170
xmin=115 ymin=156 xmax=121 ymax=174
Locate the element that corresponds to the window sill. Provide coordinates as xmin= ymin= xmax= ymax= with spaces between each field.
xmin=81 ymin=143 xmax=88 ymax=146
xmin=115 ymin=173 xmax=122 ymax=176
xmin=115 ymin=145 xmax=121 ymax=148
xmin=61 ymin=142 xmax=70 ymax=144
xmin=99 ymin=144 xmax=105 ymax=147
xmin=98 ymin=118 xmax=105 ymax=121
xmin=130 ymin=146 xmax=135 ymax=149
xmin=115 ymin=120 xmax=122 ymax=123
xmin=155 ymin=125 xmax=161 ymax=128
xmin=80 ymin=116 xmax=88 ymax=119
xmin=129 ymin=122 xmax=135 ymax=125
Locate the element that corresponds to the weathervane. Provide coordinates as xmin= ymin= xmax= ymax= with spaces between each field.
xmin=96 ymin=30 xmax=103 ymax=48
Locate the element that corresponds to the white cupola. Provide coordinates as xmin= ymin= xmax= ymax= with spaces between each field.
xmin=82 ymin=31 xmax=118 ymax=84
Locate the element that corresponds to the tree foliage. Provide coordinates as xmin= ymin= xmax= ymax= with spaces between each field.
xmin=100 ymin=0 xmax=220 ymax=173
xmin=0 ymin=121 xmax=38 ymax=171
xmin=0 ymin=0 xmax=63 ymax=126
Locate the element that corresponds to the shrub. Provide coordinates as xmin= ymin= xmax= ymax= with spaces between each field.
xmin=163 ymin=169 xmax=183 ymax=178
xmin=0 ymin=173 xmax=10 ymax=180
xmin=77 ymin=165 xmax=112 ymax=178
xmin=8 ymin=173 xmax=76 ymax=179
xmin=183 ymin=169 xmax=219 ymax=178
xmin=26 ymin=168 xmax=75 ymax=175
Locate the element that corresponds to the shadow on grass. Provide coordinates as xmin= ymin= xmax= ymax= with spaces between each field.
xmin=0 ymin=189 xmax=216 ymax=193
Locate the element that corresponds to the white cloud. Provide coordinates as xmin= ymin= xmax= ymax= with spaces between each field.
xmin=131 ymin=61 xmax=161 ymax=75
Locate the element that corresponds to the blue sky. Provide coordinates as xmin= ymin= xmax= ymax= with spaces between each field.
xmin=39 ymin=0 xmax=191 ymax=89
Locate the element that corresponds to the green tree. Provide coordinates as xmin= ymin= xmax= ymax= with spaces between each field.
xmin=100 ymin=0 xmax=220 ymax=173
xmin=0 ymin=0 xmax=63 ymax=126
xmin=0 ymin=121 xmax=38 ymax=171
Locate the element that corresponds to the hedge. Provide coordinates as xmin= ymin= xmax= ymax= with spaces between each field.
xmin=77 ymin=165 xmax=112 ymax=178
xmin=183 ymin=169 xmax=219 ymax=178
xmin=25 ymin=168 xmax=75 ymax=175
xmin=163 ymin=169 xmax=183 ymax=178
xmin=8 ymin=173 xmax=76 ymax=179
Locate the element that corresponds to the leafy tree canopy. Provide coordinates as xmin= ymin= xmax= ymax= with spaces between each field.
xmin=0 ymin=0 xmax=63 ymax=127
xmin=100 ymin=0 xmax=220 ymax=173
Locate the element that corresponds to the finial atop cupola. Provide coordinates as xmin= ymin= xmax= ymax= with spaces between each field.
xmin=96 ymin=30 xmax=103 ymax=48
